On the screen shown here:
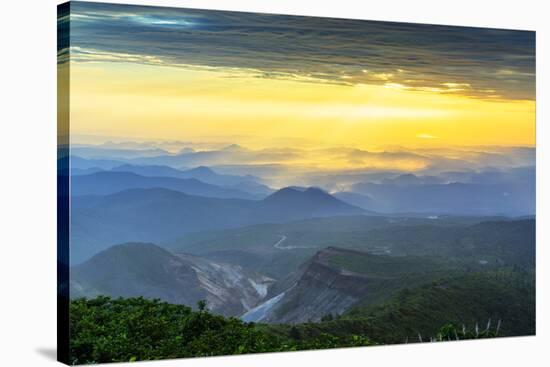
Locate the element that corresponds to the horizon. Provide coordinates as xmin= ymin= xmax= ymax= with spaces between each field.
xmin=62 ymin=2 xmax=535 ymax=165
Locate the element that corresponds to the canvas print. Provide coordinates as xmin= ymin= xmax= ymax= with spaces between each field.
xmin=57 ymin=1 xmax=536 ymax=365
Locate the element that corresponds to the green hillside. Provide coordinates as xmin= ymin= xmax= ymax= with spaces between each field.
xmin=263 ymin=269 xmax=534 ymax=344
xmin=347 ymin=268 xmax=535 ymax=342
xmin=165 ymin=217 xmax=534 ymax=279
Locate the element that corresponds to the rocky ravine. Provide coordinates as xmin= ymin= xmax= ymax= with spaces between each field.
xmin=242 ymin=247 xmax=377 ymax=323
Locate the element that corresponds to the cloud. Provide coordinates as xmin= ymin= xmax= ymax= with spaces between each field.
xmin=372 ymin=73 xmax=394 ymax=81
xmin=73 ymin=139 xmax=535 ymax=189
xmin=59 ymin=2 xmax=535 ymax=101
xmin=69 ymin=47 xmax=165 ymax=64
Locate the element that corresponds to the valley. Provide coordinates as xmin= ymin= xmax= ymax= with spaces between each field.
xmin=70 ymin=210 xmax=535 ymax=328
xmin=64 ymin=147 xmax=536 ymax=359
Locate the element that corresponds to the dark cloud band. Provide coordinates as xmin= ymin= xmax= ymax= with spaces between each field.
xmin=61 ymin=2 xmax=535 ymax=100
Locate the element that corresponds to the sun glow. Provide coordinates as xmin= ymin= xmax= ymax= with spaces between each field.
xmin=70 ymin=61 xmax=535 ymax=153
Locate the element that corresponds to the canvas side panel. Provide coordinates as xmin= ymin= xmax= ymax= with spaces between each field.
xmin=57 ymin=2 xmax=70 ymax=365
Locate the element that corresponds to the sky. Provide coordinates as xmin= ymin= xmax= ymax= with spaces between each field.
xmin=59 ymin=2 xmax=536 ymax=165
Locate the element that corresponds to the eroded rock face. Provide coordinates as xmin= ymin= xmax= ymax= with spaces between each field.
xmin=242 ymin=247 xmax=375 ymax=324
xmin=184 ymin=252 xmax=275 ymax=316
xmin=70 ymin=242 xmax=274 ymax=317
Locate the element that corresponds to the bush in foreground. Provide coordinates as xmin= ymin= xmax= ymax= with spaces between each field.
xmin=69 ymin=297 xmax=374 ymax=364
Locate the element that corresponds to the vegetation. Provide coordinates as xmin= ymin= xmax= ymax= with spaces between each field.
xmin=430 ymin=322 xmax=501 ymax=342
xmin=68 ymin=214 xmax=535 ymax=364
xmin=347 ymin=268 xmax=535 ymax=340
xmin=69 ymin=297 xmax=375 ymax=364
xmin=69 ymin=268 xmax=534 ymax=364
xmin=328 ymin=251 xmax=457 ymax=278
xmin=259 ymin=268 xmax=534 ymax=345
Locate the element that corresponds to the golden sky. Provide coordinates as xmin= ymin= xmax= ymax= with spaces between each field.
xmin=63 ymin=2 xmax=536 ymax=158
xmin=70 ymin=61 xmax=535 ymax=150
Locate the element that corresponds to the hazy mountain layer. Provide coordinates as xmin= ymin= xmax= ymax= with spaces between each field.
xmin=71 ymin=187 xmax=365 ymax=263
xmin=70 ymin=171 xmax=256 ymax=199
xmin=334 ymin=167 xmax=535 ymax=216
xmin=111 ymin=164 xmax=273 ymax=196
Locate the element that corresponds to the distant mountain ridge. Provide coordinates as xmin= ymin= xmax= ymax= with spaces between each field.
xmin=71 ymin=146 xmax=170 ymax=159
xmin=69 ymin=159 xmax=274 ymax=197
xmin=70 ymin=171 xmax=256 ymax=199
xmin=342 ymin=180 xmax=535 ymax=216
xmin=259 ymin=187 xmax=364 ymax=219
xmin=112 ymin=164 xmax=263 ymax=186
xmin=71 ymin=187 xmax=366 ymax=263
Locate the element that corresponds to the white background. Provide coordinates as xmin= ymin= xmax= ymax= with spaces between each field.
xmin=0 ymin=0 xmax=548 ymax=365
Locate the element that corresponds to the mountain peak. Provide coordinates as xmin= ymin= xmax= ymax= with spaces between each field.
xmin=105 ymin=241 xmax=168 ymax=253
xmin=286 ymin=186 xmax=307 ymax=191
xmin=264 ymin=186 xmax=306 ymax=200
xmin=83 ymin=242 xmax=176 ymax=266
xmin=267 ymin=186 xmax=330 ymax=199
xmin=262 ymin=186 xmax=364 ymax=216
xmin=222 ymin=144 xmax=245 ymax=152
xmin=387 ymin=173 xmax=420 ymax=185
xmin=177 ymin=147 xmax=194 ymax=155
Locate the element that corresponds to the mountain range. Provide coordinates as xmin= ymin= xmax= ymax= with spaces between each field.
xmin=68 ymin=159 xmax=274 ymax=197
xmin=111 ymin=164 xmax=273 ymax=196
xmin=65 ymin=151 xmax=535 ymax=217
xmin=71 ymin=146 xmax=171 ymax=159
xmin=338 ymin=179 xmax=534 ymax=216
xmin=70 ymin=171 xmax=256 ymax=199
xmin=71 ymin=187 xmax=365 ymax=263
